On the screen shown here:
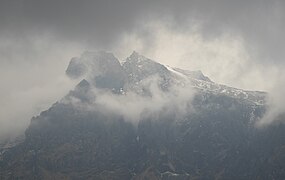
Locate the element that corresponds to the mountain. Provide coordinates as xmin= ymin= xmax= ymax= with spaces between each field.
xmin=1 ymin=51 xmax=285 ymax=180
xmin=66 ymin=51 xmax=127 ymax=92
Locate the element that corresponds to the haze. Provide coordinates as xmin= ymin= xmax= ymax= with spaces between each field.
xmin=0 ymin=0 xmax=285 ymax=138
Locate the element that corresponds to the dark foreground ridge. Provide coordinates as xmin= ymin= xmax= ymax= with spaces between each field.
xmin=1 ymin=51 xmax=285 ymax=180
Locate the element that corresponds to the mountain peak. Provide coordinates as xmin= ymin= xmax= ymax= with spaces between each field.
xmin=122 ymin=52 xmax=171 ymax=85
xmin=66 ymin=50 xmax=126 ymax=91
xmin=76 ymin=79 xmax=90 ymax=89
xmin=65 ymin=50 xmax=265 ymax=104
xmin=127 ymin=51 xmax=149 ymax=63
xmin=2 ymin=50 xmax=274 ymax=180
xmin=130 ymin=50 xmax=140 ymax=57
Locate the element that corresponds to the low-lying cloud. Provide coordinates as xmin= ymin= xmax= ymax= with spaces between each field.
xmin=256 ymin=73 xmax=285 ymax=127
xmin=0 ymin=35 xmax=82 ymax=139
xmin=1 ymin=0 xmax=285 ymax=140
xmin=64 ymin=75 xmax=195 ymax=126
xmin=114 ymin=22 xmax=285 ymax=127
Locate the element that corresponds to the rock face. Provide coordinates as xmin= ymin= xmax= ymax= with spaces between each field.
xmin=66 ymin=51 xmax=127 ymax=92
xmin=1 ymin=51 xmax=285 ymax=180
xmin=123 ymin=51 xmax=171 ymax=83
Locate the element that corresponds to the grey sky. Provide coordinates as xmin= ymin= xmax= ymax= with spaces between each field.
xmin=0 ymin=0 xmax=285 ymax=137
xmin=1 ymin=0 xmax=284 ymax=63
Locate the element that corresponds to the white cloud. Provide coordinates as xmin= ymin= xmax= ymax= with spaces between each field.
xmin=0 ymin=34 xmax=82 ymax=139
xmin=114 ymin=21 xmax=285 ymax=126
xmin=114 ymin=21 xmax=273 ymax=91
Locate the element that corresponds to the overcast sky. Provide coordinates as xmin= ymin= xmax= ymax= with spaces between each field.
xmin=0 ymin=0 xmax=285 ymax=137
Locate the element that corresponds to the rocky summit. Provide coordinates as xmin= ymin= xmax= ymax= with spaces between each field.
xmin=1 ymin=51 xmax=285 ymax=180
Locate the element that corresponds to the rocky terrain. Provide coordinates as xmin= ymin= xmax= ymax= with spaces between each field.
xmin=1 ymin=51 xmax=285 ymax=180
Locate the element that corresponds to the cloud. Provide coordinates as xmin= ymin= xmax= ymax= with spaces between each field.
xmin=0 ymin=34 xmax=81 ymax=139
xmin=1 ymin=0 xmax=284 ymax=63
xmin=66 ymin=75 xmax=196 ymax=125
xmin=256 ymin=72 xmax=285 ymax=127
xmin=1 ymin=0 xmax=285 ymax=138
xmin=114 ymin=22 xmax=273 ymax=91
xmin=114 ymin=21 xmax=285 ymax=127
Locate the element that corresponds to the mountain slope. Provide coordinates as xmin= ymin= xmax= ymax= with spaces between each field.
xmin=1 ymin=51 xmax=285 ymax=180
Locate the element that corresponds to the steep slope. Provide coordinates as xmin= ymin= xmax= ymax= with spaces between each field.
xmin=66 ymin=51 xmax=127 ymax=92
xmin=1 ymin=51 xmax=285 ymax=180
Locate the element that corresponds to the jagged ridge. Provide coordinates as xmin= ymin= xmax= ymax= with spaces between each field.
xmin=66 ymin=50 xmax=266 ymax=104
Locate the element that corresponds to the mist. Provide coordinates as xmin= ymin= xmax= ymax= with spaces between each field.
xmin=93 ymin=75 xmax=195 ymax=125
xmin=0 ymin=35 xmax=82 ymax=139
xmin=1 ymin=0 xmax=285 ymax=139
